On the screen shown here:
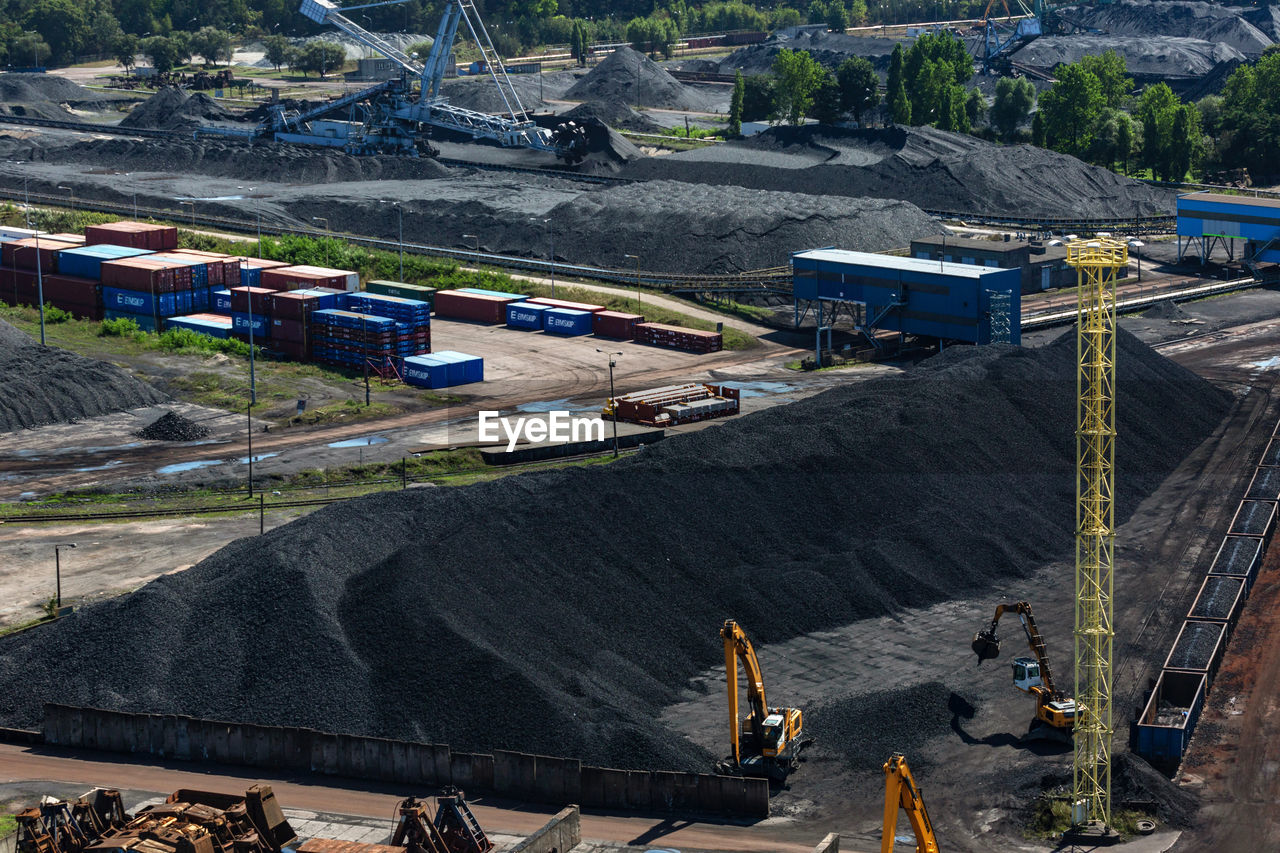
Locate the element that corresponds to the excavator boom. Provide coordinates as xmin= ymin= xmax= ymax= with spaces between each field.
xmin=718 ymin=620 xmax=807 ymax=779
xmin=881 ymin=754 xmax=940 ymax=853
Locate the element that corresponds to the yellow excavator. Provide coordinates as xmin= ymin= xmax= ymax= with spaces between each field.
xmin=717 ymin=619 xmax=810 ymax=780
xmin=972 ymin=601 xmax=1079 ymax=738
xmin=882 ymin=754 xmax=940 ymax=853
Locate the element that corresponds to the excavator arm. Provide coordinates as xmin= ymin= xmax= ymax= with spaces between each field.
xmin=721 ymin=619 xmax=768 ymax=765
xmin=881 ymin=754 xmax=940 ymax=853
xmin=972 ymin=601 xmax=1061 ymax=698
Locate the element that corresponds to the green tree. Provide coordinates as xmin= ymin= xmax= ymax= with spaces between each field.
xmin=771 ymin=48 xmax=827 ymax=125
xmin=264 ymin=34 xmax=291 ymax=71
xmin=742 ymin=74 xmax=777 ymax=122
xmin=1079 ymin=50 xmax=1132 ymax=108
xmin=1210 ymin=52 xmax=1280 ymax=175
xmin=827 ymin=2 xmax=849 ymax=32
xmin=191 ymin=26 xmax=233 ymax=66
xmin=142 ymin=35 xmax=179 ymax=73
xmin=728 ymin=70 xmax=745 ymax=137
xmin=170 ymin=30 xmax=193 ymax=65
xmin=965 ymin=87 xmax=987 ymax=128
xmin=11 ymin=32 xmax=52 ymax=67
xmin=1031 ymin=110 xmax=1046 ymax=147
xmin=991 ymin=76 xmax=1034 ymax=139
xmin=297 ymin=41 xmax=345 ymax=78
xmin=21 ymin=0 xmax=87 ymax=64
xmin=887 ymin=45 xmax=908 ymax=123
xmin=836 ymin=56 xmax=880 ymax=123
xmin=951 ymin=85 xmax=971 ymax=133
xmin=1115 ymin=112 xmax=1133 ymax=174
xmin=811 ymin=71 xmax=844 ymax=124
xmin=1137 ymin=82 xmax=1179 ymax=179
xmin=112 ymin=33 xmax=140 ymax=71
xmin=116 ymin=0 xmax=156 ymax=35
xmin=1037 ymin=63 xmax=1105 ymax=157
xmin=903 ymin=32 xmax=972 ymax=127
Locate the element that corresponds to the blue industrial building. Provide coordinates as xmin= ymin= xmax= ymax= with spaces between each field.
xmin=791 ymin=249 xmax=1022 ymax=348
xmin=1177 ymin=192 xmax=1280 ymax=269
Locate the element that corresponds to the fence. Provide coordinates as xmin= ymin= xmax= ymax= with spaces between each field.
xmin=40 ymin=705 xmax=768 ymax=819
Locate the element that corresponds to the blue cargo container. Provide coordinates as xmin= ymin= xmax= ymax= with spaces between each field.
xmin=192 ymin=286 xmax=211 ymax=313
xmin=212 ymin=289 xmax=232 ymax=313
xmin=506 ymin=302 xmax=552 ymax=330
xmin=104 ymin=308 xmax=158 ymax=332
xmin=294 ymin=288 xmax=348 ymax=310
xmin=57 ymin=245 xmax=153 ymax=280
xmin=458 ymin=287 xmax=527 ymax=301
xmin=231 ymin=312 xmax=271 ymax=338
xmin=1133 ymin=669 xmax=1206 ymax=765
xmin=165 ymin=315 xmax=233 ymax=339
xmin=103 ymin=286 xmax=178 ymax=317
xmin=402 ymin=355 xmax=450 ymax=389
xmin=543 ymin=308 xmax=593 ymax=336
xmin=429 ymin=350 xmax=483 ymax=384
xmin=311 ymin=309 xmax=396 ymax=330
xmin=348 ymin=292 xmax=431 ymax=324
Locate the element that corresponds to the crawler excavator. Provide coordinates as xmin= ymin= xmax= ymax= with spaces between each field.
xmin=881 ymin=754 xmax=940 ymax=853
xmin=972 ymin=601 xmax=1079 ymax=740
xmin=716 ymin=619 xmax=810 ymax=781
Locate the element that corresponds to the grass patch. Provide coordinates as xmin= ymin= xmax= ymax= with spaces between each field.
xmin=1027 ymin=796 xmax=1150 ymax=840
xmin=0 ymin=810 xmax=17 ymax=838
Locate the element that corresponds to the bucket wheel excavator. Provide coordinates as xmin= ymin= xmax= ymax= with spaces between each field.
xmin=715 ymin=619 xmax=811 ymax=781
xmin=199 ymin=0 xmax=587 ymax=162
xmin=972 ymin=600 xmax=1079 ymax=740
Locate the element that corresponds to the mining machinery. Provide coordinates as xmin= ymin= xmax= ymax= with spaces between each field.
xmin=716 ymin=619 xmax=810 ymax=781
xmin=198 ymin=0 xmax=586 ymax=162
xmin=973 ymin=600 xmax=1079 ymax=738
xmin=14 ymin=790 xmax=128 ymax=853
xmin=881 ymin=754 xmax=940 ymax=853
xmin=390 ymin=789 xmax=491 ymax=853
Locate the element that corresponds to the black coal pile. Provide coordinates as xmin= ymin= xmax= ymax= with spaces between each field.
xmin=0 ymin=73 xmax=129 ymax=122
xmin=620 ymin=124 xmax=1175 ymax=218
xmin=1230 ymin=500 xmax=1272 ymax=536
xmin=1211 ymin=537 xmax=1260 ymax=576
xmin=1165 ymin=621 xmax=1223 ymax=670
xmin=1142 ymin=300 xmax=1192 ymax=321
xmin=808 ymin=683 xmax=979 ymax=773
xmin=1063 ymin=1 xmax=1275 ymax=57
xmin=1112 ymin=752 xmax=1200 ymax=827
xmin=121 ymin=87 xmax=236 ymax=130
xmin=0 ymin=330 xmax=1229 ymax=771
xmin=0 ymin=320 xmax=168 ymax=432
xmin=563 ymin=100 xmax=662 ymax=134
xmin=136 ymin=411 xmax=211 ymax=442
xmin=1017 ymin=35 xmax=1245 ymax=79
xmin=566 ymin=46 xmax=703 ymax=110
xmin=1188 ymin=576 xmax=1242 ymax=621
xmin=722 ymin=30 xmax=901 ymax=75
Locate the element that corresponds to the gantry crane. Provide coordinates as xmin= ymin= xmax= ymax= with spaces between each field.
xmin=1066 ymin=236 xmax=1127 ymax=834
xmin=881 ymin=754 xmax=940 ymax=853
xmin=717 ymin=619 xmax=809 ymax=781
xmin=199 ymin=0 xmax=586 ymax=161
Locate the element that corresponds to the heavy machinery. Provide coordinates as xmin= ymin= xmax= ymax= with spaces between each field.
xmin=972 ymin=601 xmax=1079 ymax=737
xmin=881 ymin=754 xmax=940 ymax=853
xmin=388 ymin=789 xmax=491 ymax=853
xmin=716 ymin=619 xmax=810 ymax=781
xmin=15 ymin=790 xmax=128 ymax=853
xmin=199 ymin=0 xmax=586 ymax=162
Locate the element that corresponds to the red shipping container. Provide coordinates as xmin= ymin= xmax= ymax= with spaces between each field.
xmin=272 ymin=339 xmax=310 ymax=361
xmin=270 ymin=317 xmax=308 ymax=343
xmin=260 ymin=265 xmax=359 ymax=292
xmin=169 ymin=249 xmax=237 ymax=287
xmin=4 ymin=239 xmax=79 ymax=272
xmin=230 ymin=286 xmax=275 ymax=315
xmin=41 ymin=274 xmax=100 ymax=305
xmin=43 ymin=233 xmax=86 ymax=246
xmin=592 ymin=310 xmax=644 ymax=339
xmin=101 ymin=258 xmax=178 ymax=293
xmin=268 ymin=291 xmax=320 ymax=321
xmin=433 ymin=290 xmax=516 ymax=324
xmin=86 ymin=222 xmax=177 ymax=251
xmin=48 ymin=299 xmax=103 ymax=320
xmin=240 ymin=257 xmax=290 ymax=270
xmin=143 ymin=254 xmax=201 ymax=290
xmin=527 ymin=296 xmax=606 ymax=313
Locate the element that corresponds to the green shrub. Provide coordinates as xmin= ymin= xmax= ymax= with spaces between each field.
xmin=154 ymin=327 xmax=251 ymax=356
xmin=99 ymin=316 xmax=141 ymax=337
xmin=42 ymin=305 xmax=73 ymax=324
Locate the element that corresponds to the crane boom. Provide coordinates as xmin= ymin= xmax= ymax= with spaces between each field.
xmin=881 ymin=754 xmax=940 ymax=853
xmin=722 ymin=619 xmax=769 ymax=766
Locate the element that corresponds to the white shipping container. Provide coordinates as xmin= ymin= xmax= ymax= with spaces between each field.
xmin=0 ymin=226 xmax=46 ymax=242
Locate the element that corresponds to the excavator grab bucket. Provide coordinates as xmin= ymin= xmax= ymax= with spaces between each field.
xmin=972 ymin=627 xmax=1001 ymax=663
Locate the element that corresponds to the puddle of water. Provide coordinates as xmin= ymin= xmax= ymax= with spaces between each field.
xmin=730 ymin=381 xmax=799 ymax=398
xmin=327 ymin=436 xmax=390 ymax=448
xmin=1249 ymin=356 xmax=1280 ymax=371
xmin=238 ymin=452 xmax=280 ymax=464
xmin=157 ymin=460 xmax=223 ymax=474
xmin=176 ymin=195 xmax=244 ymax=202
xmin=75 ymin=460 xmax=124 ymax=473
xmin=514 ymin=399 xmax=597 ymax=414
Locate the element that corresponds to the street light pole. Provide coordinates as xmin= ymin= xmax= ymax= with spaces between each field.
xmin=312 ymin=217 xmax=330 ymax=266
xmin=597 ymin=349 xmax=622 ymax=457
xmin=180 ymin=200 xmax=195 ymax=228
xmin=545 ymin=218 xmax=556 ymax=297
xmin=396 ymin=204 xmax=404 ymax=281
xmin=463 ymin=233 xmax=479 ymax=256
xmin=57 ymin=185 xmax=73 ymax=212
xmin=54 ymin=543 xmax=76 ymax=612
xmin=625 ymin=253 xmax=640 ymax=308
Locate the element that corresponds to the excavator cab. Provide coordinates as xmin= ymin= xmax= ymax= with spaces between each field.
xmin=1012 ymin=656 xmax=1043 ymax=692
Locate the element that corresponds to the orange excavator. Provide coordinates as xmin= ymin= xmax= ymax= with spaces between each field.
xmin=716 ymin=619 xmax=810 ymax=780
xmin=972 ymin=600 xmax=1079 ymax=738
xmin=881 ymin=754 xmax=940 ymax=853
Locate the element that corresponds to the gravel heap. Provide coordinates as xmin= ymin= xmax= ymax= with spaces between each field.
xmin=620 ymin=125 xmax=1175 ymax=218
xmin=1142 ymin=300 xmax=1192 ymax=320
xmin=562 ymin=100 xmax=663 ymax=134
xmin=136 ymin=411 xmax=211 ymax=442
xmin=0 ymin=73 xmax=127 ymax=122
xmin=0 ymin=330 xmax=1229 ymax=770
xmin=0 ymin=320 xmax=168 ymax=432
xmin=1017 ymin=35 xmax=1246 ymax=78
xmin=721 ymin=30 xmax=902 ymax=75
xmin=566 ymin=46 xmax=703 ymax=110
xmin=1063 ymin=1 xmax=1275 ymax=57
xmin=120 ymin=87 xmax=237 ymax=130
xmin=1244 ymin=5 xmax=1280 ymax=42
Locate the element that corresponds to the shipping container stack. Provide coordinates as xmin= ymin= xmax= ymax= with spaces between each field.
xmin=366 ymin=279 xmax=437 ymax=307
xmin=434 ymin=289 xmax=524 ymax=324
xmin=166 ymin=314 xmax=234 ymax=339
xmin=260 ymin=265 xmax=360 ymax=292
xmin=402 ymin=350 xmax=484 ymax=389
xmin=310 ymin=309 xmax=408 ymax=369
xmin=347 ymin=292 xmax=431 ymax=356
xmin=634 ymin=322 xmax=723 ymax=353
xmin=1 ymin=237 xmax=79 ymax=309
xmin=228 ymin=286 xmax=274 ymax=342
xmin=84 ymin=221 xmax=178 ymax=251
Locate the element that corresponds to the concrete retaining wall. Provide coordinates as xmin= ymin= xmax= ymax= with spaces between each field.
xmin=1 ymin=831 xmax=16 ymax=853
xmin=507 ymin=806 xmax=580 ymax=853
xmin=40 ymin=705 xmax=767 ymax=819
xmin=812 ymin=832 xmax=839 ymax=853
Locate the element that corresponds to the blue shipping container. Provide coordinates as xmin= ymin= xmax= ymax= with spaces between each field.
xmin=212 ymin=289 xmax=232 ymax=313
xmin=429 ymin=350 xmax=484 ymax=384
xmin=543 ymin=308 xmax=593 ymax=336
xmin=231 ymin=312 xmax=271 ymax=338
xmin=294 ymin=288 xmax=348 ymax=310
xmin=458 ymin=287 xmax=527 ymax=301
xmin=103 ymin=286 xmax=176 ymax=317
xmin=58 ymin=245 xmax=153 ymax=280
xmin=104 ymin=308 xmax=158 ymax=332
xmin=402 ymin=355 xmax=450 ymax=389
xmin=165 ymin=316 xmax=232 ymax=339
xmin=506 ymin=302 xmax=552 ymax=330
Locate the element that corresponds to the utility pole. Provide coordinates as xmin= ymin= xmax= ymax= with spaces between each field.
xmin=625 ymin=253 xmax=640 ymax=308
xmin=54 ymin=543 xmax=76 ymax=613
xmin=597 ymin=349 xmax=622 ymax=458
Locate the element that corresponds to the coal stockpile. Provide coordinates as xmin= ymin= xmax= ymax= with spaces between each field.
xmin=1189 ymin=576 xmax=1243 ymax=621
xmin=136 ymin=411 xmax=211 ymax=442
xmin=0 ymin=330 xmax=1229 ymax=770
xmin=0 ymin=320 xmax=168 ymax=432
xmin=566 ymin=47 xmax=709 ymax=111
xmin=807 ymin=683 xmax=978 ymax=773
xmin=121 ymin=87 xmax=237 ymax=130
xmin=1165 ymin=621 xmax=1224 ymax=671
xmin=0 ymin=73 xmax=131 ymax=122
xmin=1111 ymin=752 xmax=1200 ymax=828
xmin=1247 ymin=467 xmax=1280 ymax=501
xmin=562 ymin=100 xmax=663 ymax=134
xmin=618 ymin=125 xmax=1175 ymax=218
xmin=1210 ymin=536 xmax=1261 ymax=577
xmin=1063 ymin=1 xmax=1275 ymax=57
xmin=1229 ymin=500 xmax=1275 ymax=536
xmin=721 ymin=30 xmax=901 ymax=75
xmin=1017 ymin=35 xmax=1245 ymax=79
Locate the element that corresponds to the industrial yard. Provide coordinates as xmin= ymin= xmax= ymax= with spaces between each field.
xmin=4 ymin=0 xmax=1280 ymax=851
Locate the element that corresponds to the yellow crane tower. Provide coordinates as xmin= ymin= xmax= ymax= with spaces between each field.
xmin=1066 ymin=237 xmax=1127 ymax=834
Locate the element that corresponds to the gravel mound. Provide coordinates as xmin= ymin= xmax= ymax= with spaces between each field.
xmin=620 ymin=125 xmax=1175 ymax=218
xmin=136 ymin=411 xmax=211 ymax=441
xmin=0 ymin=320 xmax=168 ymax=432
xmin=0 ymin=73 xmax=123 ymax=121
xmin=1112 ymin=752 xmax=1199 ymax=827
xmin=0 ymin=331 xmax=1229 ymax=770
xmin=563 ymin=100 xmax=663 ymax=134
xmin=120 ymin=87 xmax=236 ymax=130
xmin=1142 ymin=300 xmax=1192 ymax=320
xmin=566 ymin=46 xmax=703 ymax=110
xmin=1017 ymin=35 xmax=1246 ymax=78
xmin=1064 ymin=1 xmax=1275 ymax=57
xmin=722 ymin=30 xmax=901 ymax=75
xmin=1243 ymin=6 xmax=1280 ymax=42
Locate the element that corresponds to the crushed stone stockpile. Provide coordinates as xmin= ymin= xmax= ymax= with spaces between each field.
xmin=620 ymin=125 xmax=1174 ymax=218
xmin=1064 ymin=1 xmax=1275 ymax=57
xmin=0 ymin=73 xmax=129 ymax=122
xmin=0 ymin=320 xmax=168 ymax=432
xmin=566 ymin=46 xmax=705 ymax=110
xmin=721 ymin=30 xmax=902 ymax=75
xmin=441 ymin=70 xmax=579 ymax=115
xmin=1017 ymin=35 xmax=1245 ymax=78
xmin=562 ymin=100 xmax=663 ymax=134
xmin=0 ymin=331 xmax=1229 ymax=771
xmin=121 ymin=87 xmax=236 ymax=131
xmin=136 ymin=411 xmax=211 ymax=442
xmin=1244 ymin=5 xmax=1280 ymax=42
